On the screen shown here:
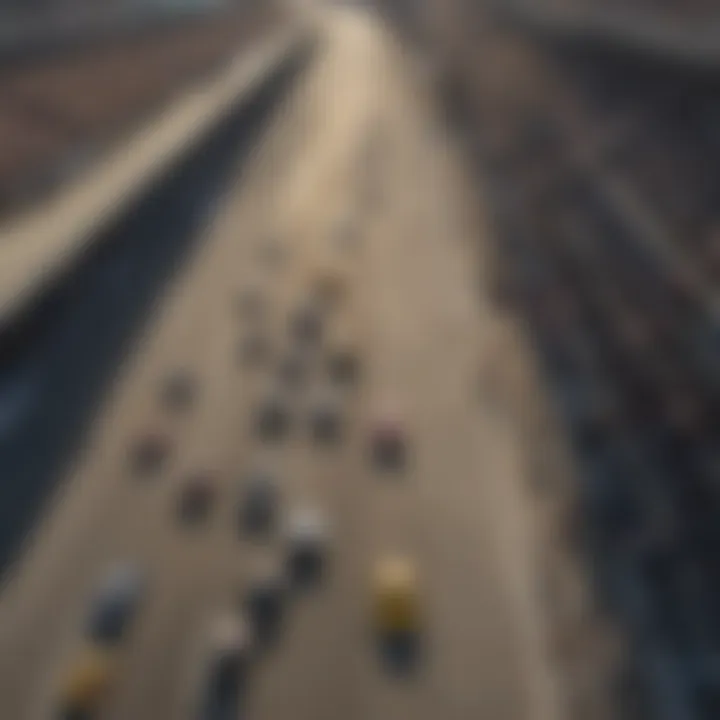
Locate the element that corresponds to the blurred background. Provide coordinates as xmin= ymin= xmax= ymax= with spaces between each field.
xmin=1 ymin=1 xmax=719 ymax=719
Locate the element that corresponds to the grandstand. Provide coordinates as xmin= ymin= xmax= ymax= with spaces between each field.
xmin=0 ymin=1 xmax=281 ymax=217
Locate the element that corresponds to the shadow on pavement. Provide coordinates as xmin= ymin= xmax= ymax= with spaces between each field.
xmin=0 ymin=41 xmax=314 ymax=580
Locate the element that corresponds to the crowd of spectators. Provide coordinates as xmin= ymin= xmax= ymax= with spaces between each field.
xmin=0 ymin=2 xmax=279 ymax=217
xmin=566 ymin=0 xmax=720 ymax=23
xmin=481 ymin=38 xmax=720 ymax=720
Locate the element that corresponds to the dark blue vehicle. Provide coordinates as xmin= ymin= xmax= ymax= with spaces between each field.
xmin=197 ymin=615 xmax=252 ymax=720
xmin=86 ymin=564 xmax=144 ymax=645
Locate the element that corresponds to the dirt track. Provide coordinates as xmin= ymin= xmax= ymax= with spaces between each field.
xmin=0 ymin=6 xmax=561 ymax=719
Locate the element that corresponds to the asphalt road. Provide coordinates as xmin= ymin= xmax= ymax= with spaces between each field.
xmin=0 ymin=5 xmax=561 ymax=719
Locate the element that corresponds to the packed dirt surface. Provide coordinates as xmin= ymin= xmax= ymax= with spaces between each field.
xmin=0 ymin=5 xmax=561 ymax=719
